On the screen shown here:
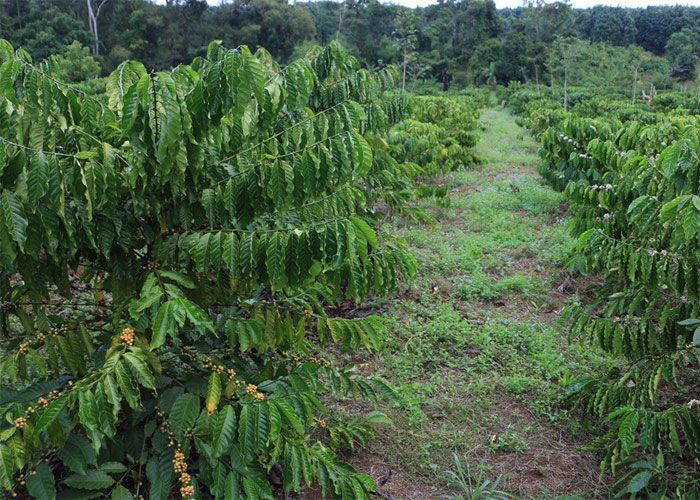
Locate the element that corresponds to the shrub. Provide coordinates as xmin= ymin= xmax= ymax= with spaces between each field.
xmin=532 ymin=104 xmax=700 ymax=497
xmin=0 ymin=39 xmax=422 ymax=499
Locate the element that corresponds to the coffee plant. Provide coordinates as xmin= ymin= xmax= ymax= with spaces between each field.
xmin=388 ymin=96 xmax=480 ymax=208
xmin=393 ymin=96 xmax=480 ymax=176
xmin=529 ymin=103 xmax=700 ymax=498
xmin=0 ymin=38 xmax=453 ymax=499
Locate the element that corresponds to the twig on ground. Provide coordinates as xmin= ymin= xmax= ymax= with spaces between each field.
xmin=371 ymin=490 xmax=396 ymax=500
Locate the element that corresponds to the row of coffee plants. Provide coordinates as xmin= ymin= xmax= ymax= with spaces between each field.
xmin=0 ymin=39 xmax=481 ymax=499
xmin=388 ymin=96 xmax=481 ymax=209
xmin=500 ymin=82 xmax=669 ymax=134
xmin=510 ymin=85 xmax=700 ymax=497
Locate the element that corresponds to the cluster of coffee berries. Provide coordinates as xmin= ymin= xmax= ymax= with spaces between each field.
xmin=287 ymin=352 xmax=332 ymax=369
xmin=202 ymin=358 xmax=237 ymax=381
xmin=153 ymin=411 xmax=193 ymax=498
xmin=14 ymin=383 xmax=71 ymax=429
xmin=121 ymin=327 xmax=135 ymax=346
xmin=183 ymin=347 xmax=269 ymax=402
xmin=18 ymin=471 xmax=35 ymax=485
xmin=18 ymin=326 xmax=64 ymax=354
xmin=50 ymin=325 xmax=69 ymax=337
xmin=172 ymin=451 xmax=194 ymax=498
xmin=146 ymin=261 xmax=160 ymax=271
xmin=156 ymin=410 xmax=176 ymax=447
xmin=9 ymin=469 xmax=38 ymax=497
xmin=309 ymin=355 xmax=330 ymax=368
xmin=12 ymin=470 xmax=31 ymax=498
xmin=246 ymin=384 xmax=265 ymax=401
xmin=13 ymin=416 xmax=28 ymax=429
xmin=314 ymin=417 xmax=327 ymax=429
xmin=43 ymin=385 xmax=71 ymax=407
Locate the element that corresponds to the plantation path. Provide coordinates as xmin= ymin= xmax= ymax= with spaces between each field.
xmin=304 ymin=107 xmax=613 ymax=500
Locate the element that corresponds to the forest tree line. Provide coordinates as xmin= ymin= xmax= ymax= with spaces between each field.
xmin=3 ymin=0 xmax=700 ymax=91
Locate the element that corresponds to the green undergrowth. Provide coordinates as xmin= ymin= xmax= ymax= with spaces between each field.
xmin=328 ymin=107 xmax=614 ymax=499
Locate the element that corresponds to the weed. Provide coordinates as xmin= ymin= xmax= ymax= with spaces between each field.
xmin=442 ymin=454 xmax=511 ymax=500
xmin=487 ymin=426 xmax=530 ymax=453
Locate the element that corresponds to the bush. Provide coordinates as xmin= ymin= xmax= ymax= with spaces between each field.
xmin=53 ymin=41 xmax=101 ymax=83
xmin=529 ymin=99 xmax=700 ymax=497
xmin=0 ymin=39 xmax=423 ymax=499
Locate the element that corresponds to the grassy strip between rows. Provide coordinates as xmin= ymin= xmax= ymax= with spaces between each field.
xmin=318 ymin=107 xmax=615 ymax=500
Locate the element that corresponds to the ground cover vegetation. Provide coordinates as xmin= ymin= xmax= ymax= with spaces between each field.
xmin=315 ymin=105 xmax=616 ymax=500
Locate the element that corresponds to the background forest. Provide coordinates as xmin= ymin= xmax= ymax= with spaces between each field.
xmin=5 ymin=0 xmax=700 ymax=94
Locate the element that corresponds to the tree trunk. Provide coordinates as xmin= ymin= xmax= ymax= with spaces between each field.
xmin=15 ymin=0 xmax=22 ymax=28
xmin=87 ymin=0 xmax=97 ymax=56
xmin=93 ymin=18 xmax=99 ymax=57
xmin=452 ymin=19 xmax=460 ymax=50
xmin=452 ymin=10 xmax=461 ymax=62
xmin=402 ymin=46 xmax=407 ymax=93
xmin=632 ymin=67 xmax=638 ymax=105
xmin=550 ymin=70 xmax=554 ymax=96
xmin=336 ymin=1 xmax=346 ymax=40
xmin=87 ymin=0 xmax=110 ymax=57
xmin=564 ymin=66 xmax=568 ymax=111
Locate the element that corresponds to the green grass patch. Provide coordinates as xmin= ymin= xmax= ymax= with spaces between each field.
xmin=343 ymin=107 xmax=612 ymax=499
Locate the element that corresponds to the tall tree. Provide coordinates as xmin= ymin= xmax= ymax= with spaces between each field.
xmin=449 ymin=0 xmax=500 ymax=66
xmin=86 ymin=0 xmax=110 ymax=56
xmin=54 ymin=40 xmax=101 ymax=82
xmin=630 ymin=46 xmax=649 ymax=104
xmin=665 ymin=27 xmax=700 ymax=85
xmin=214 ymin=0 xmax=316 ymax=62
xmin=521 ymin=0 xmax=576 ymax=85
xmin=338 ymin=0 xmax=399 ymax=68
xmin=547 ymin=36 xmax=580 ymax=110
xmin=581 ymin=7 xmax=637 ymax=47
xmin=394 ymin=9 xmax=417 ymax=92
xmin=634 ymin=6 xmax=700 ymax=55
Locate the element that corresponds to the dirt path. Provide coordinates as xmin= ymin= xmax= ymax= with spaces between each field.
xmin=307 ymin=107 xmax=610 ymax=499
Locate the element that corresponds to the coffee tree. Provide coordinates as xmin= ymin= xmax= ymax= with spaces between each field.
xmin=0 ymin=39 xmax=420 ymax=499
xmin=387 ymin=96 xmax=481 ymax=209
xmin=534 ymin=109 xmax=700 ymax=497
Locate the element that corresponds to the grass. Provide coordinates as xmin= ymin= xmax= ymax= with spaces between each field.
xmin=311 ymin=107 xmax=613 ymax=499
